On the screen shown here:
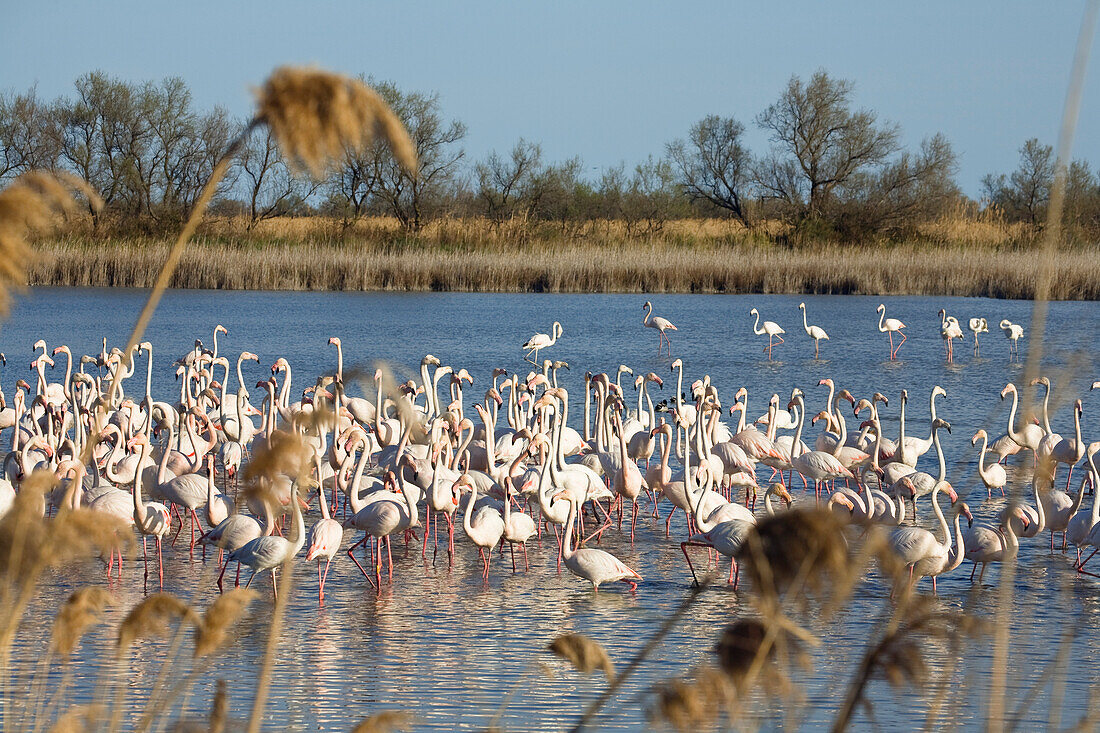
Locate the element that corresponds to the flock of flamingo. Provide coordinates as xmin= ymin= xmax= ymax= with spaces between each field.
xmin=0 ymin=299 xmax=1093 ymax=606
xmin=627 ymin=300 xmax=1027 ymax=362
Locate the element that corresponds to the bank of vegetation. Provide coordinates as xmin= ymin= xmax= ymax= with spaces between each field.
xmin=4 ymin=69 xmax=1099 ymax=297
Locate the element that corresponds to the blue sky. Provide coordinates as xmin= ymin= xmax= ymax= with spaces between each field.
xmin=3 ymin=1 xmax=1097 ymax=195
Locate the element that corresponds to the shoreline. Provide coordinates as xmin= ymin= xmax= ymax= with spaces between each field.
xmin=29 ymin=239 xmax=1100 ymax=300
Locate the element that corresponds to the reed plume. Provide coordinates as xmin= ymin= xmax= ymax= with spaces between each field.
xmin=0 ymin=171 xmax=99 ymax=316
xmin=50 ymin=587 xmax=115 ymax=656
xmin=547 ymin=634 xmax=615 ymax=680
xmin=349 ymin=710 xmax=415 ymax=733
xmin=194 ymin=588 xmax=259 ymax=658
xmin=117 ymin=594 xmax=199 ymax=650
xmin=256 ymin=67 xmax=417 ymax=179
xmin=45 ymin=704 xmax=105 ymax=733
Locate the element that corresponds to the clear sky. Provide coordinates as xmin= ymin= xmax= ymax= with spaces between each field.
xmin=2 ymin=1 xmax=1097 ymax=195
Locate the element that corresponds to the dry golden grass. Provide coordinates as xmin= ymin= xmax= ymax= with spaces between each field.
xmin=31 ymin=234 xmax=1100 ymax=299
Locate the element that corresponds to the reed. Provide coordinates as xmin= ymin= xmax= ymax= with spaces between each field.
xmin=29 ymin=235 xmax=1100 ymax=299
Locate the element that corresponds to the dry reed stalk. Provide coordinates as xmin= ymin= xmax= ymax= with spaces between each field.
xmin=33 ymin=237 xmax=1100 ymax=298
xmin=245 ymin=555 xmax=294 ymax=733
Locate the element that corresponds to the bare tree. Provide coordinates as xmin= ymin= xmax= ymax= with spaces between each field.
xmin=0 ymin=88 xmax=60 ymax=182
xmin=1063 ymin=159 xmax=1100 ymax=229
xmin=372 ymin=82 xmax=466 ymax=231
xmin=475 ymin=138 xmax=543 ymax=226
xmin=237 ymin=125 xmax=318 ymax=231
xmin=328 ymin=143 xmax=382 ymax=232
xmin=666 ymin=115 xmax=753 ymax=225
xmin=982 ymin=138 xmax=1056 ymax=225
xmin=756 ymin=71 xmax=899 ymax=221
xmin=834 ymin=133 xmax=959 ymax=236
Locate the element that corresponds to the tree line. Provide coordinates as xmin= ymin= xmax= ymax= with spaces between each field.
xmin=2 ymin=69 xmax=1099 ymax=242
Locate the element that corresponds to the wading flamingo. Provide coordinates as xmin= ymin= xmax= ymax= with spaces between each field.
xmin=642 ymin=301 xmax=677 ymax=355
xmin=1000 ymin=320 xmax=1024 ymax=361
xmin=968 ymin=317 xmax=988 ymax=356
xmin=553 ymin=489 xmax=642 ymax=592
xmin=522 ymin=322 xmax=562 ymax=364
xmin=877 ymin=304 xmax=906 ymax=360
xmin=938 ymin=309 xmax=964 ymax=362
xmin=798 ymin=302 xmax=829 ymax=359
xmin=750 ymin=308 xmax=785 ymax=361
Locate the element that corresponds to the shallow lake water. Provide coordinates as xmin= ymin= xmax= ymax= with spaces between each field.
xmin=3 ymin=288 xmax=1100 ymax=731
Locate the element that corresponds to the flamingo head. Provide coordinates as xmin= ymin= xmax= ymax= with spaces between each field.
xmin=853 ymin=399 xmax=872 ymax=417
xmin=873 ymin=392 xmax=888 ymax=406
xmin=897 ymin=476 xmax=917 ymax=498
xmin=941 ymin=483 xmax=958 ymax=504
xmin=647 ymin=373 xmax=664 ymax=389
xmin=492 ymin=367 xmax=507 ymax=378
xmin=932 ymin=418 xmax=951 ymax=434
xmin=1000 ymin=384 xmax=1013 ymax=400
xmin=422 ymin=354 xmax=441 ymax=367
xmin=771 ymin=483 xmax=793 ymax=508
xmin=818 ymin=378 xmax=833 ymax=388
xmin=833 ymin=493 xmax=855 ymax=512
xmin=958 ymin=502 xmax=973 ymax=527
xmin=328 ymin=336 xmax=340 ymax=346
xmin=670 ymin=358 xmax=682 ymax=370
xmin=126 ymin=433 xmax=149 ymax=451
xmin=838 ymin=389 xmax=855 ymax=405
xmin=811 ymin=410 xmax=830 ymax=426
xmin=971 ymin=430 xmax=986 ymax=446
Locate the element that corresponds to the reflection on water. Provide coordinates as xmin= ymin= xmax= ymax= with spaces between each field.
xmin=4 ymin=289 xmax=1100 ymax=730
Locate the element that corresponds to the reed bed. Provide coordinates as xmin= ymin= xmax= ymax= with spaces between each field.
xmin=30 ymin=237 xmax=1100 ymax=299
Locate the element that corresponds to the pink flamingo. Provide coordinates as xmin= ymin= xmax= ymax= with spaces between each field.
xmin=642 ymin=301 xmax=678 ymax=355
xmin=877 ymin=304 xmax=906 ymax=360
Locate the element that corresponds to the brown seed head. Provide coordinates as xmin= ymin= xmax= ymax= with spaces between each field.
xmin=349 ymin=710 xmax=414 ymax=733
xmin=0 ymin=172 xmax=100 ymax=316
xmin=194 ymin=588 xmax=259 ymax=658
xmin=118 ymin=593 xmax=199 ymax=650
xmin=547 ymin=633 xmax=615 ymax=680
xmin=51 ymin=587 xmax=115 ymax=656
xmin=255 ymin=67 xmax=416 ymax=180
xmin=742 ymin=507 xmax=849 ymax=606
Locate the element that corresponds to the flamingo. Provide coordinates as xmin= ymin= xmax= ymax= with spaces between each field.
xmin=999 ymin=319 xmax=1025 ymax=361
xmin=127 ymin=433 xmax=171 ymax=587
xmin=749 ymin=308 xmax=785 ymax=361
xmin=305 ymin=477 xmax=343 ymax=604
xmin=968 ymin=317 xmax=988 ymax=356
xmin=963 ymin=505 xmax=1027 ymax=583
xmin=501 ymin=476 xmax=537 ymax=572
xmin=227 ymin=483 xmax=305 ymax=599
xmin=642 ymin=301 xmax=677 ymax=355
xmin=457 ymin=473 xmax=505 ymax=579
xmin=798 ymin=302 xmax=829 ymax=359
xmin=787 ymin=393 xmax=854 ymax=498
xmin=887 ymin=481 xmax=970 ymax=595
xmin=1000 ymin=383 xmax=1044 ymax=462
xmin=876 ymin=304 xmax=906 ymax=360
xmin=522 ymin=321 xmax=562 ymax=364
xmin=553 ymin=489 xmax=642 ymax=592
xmin=972 ymin=430 xmax=1007 ymax=498
xmin=938 ymin=309 xmax=964 ymax=362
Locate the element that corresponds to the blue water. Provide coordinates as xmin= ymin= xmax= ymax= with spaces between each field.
xmin=3 ymin=288 xmax=1099 ymax=731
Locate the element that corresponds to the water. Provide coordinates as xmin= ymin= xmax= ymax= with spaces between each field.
xmin=3 ymin=288 xmax=1099 ymax=731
